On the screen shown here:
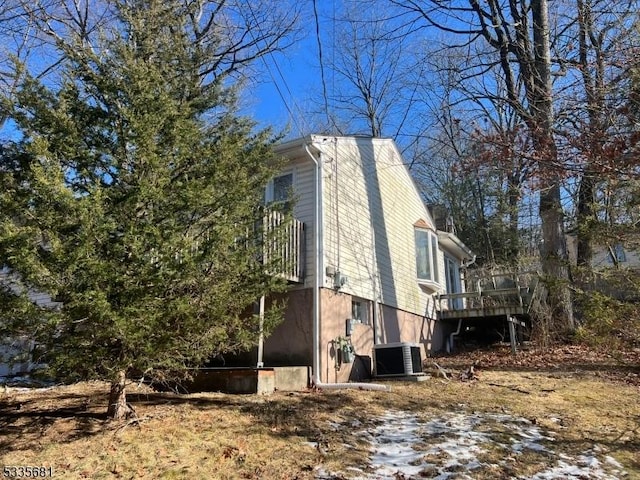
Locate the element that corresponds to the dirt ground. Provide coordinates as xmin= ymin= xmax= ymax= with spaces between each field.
xmin=1 ymin=344 xmax=638 ymax=479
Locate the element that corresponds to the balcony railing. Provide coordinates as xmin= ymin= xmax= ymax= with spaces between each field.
xmin=263 ymin=211 xmax=305 ymax=283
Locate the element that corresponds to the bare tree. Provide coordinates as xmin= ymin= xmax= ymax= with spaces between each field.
xmin=412 ymin=51 xmax=525 ymax=264
xmin=390 ymin=0 xmax=577 ymax=331
xmin=0 ymin=0 xmax=300 ymax=103
xmin=308 ymin=0 xmax=426 ymax=143
xmin=551 ymin=0 xmax=640 ymax=267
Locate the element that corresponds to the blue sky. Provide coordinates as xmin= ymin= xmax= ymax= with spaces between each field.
xmin=249 ymin=48 xmax=318 ymax=137
xmin=0 ymin=1 xmax=332 ymax=142
xmin=244 ymin=1 xmax=334 ymax=138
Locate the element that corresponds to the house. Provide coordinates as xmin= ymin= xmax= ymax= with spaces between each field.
xmin=0 ymin=267 xmax=60 ymax=377
xmin=566 ymin=233 xmax=639 ymax=301
xmin=260 ymin=135 xmax=474 ymax=384
xmin=0 ymin=135 xmax=474 ymax=385
xmin=566 ymin=234 xmax=639 ymax=270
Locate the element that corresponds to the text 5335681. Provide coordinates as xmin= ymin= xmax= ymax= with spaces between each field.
xmin=3 ymin=466 xmax=53 ymax=478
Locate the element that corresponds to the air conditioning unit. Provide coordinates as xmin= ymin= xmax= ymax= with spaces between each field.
xmin=373 ymin=342 xmax=423 ymax=377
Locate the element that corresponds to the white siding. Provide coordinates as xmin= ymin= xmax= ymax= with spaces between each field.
xmin=315 ymin=136 xmax=444 ymax=317
xmin=0 ymin=268 xmax=60 ymax=309
xmin=272 ymin=148 xmax=318 ymax=289
xmin=0 ymin=268 xmax=59 ymax=376
xmin=276 ymin=136 xmax=470 ymax=319
xmin=289 ymin=157 xmax=317 ymax=288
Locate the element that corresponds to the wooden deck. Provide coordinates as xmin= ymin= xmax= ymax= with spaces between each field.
xmin=437 ymin=271 xmax=543 ymax=353
xmin=437 ymin=288 xmax=530 ymax=321
xmin=437 ymin=271 xmax=541 ymax=321
xmin=438 ymin=304 xmax=527 ymax=320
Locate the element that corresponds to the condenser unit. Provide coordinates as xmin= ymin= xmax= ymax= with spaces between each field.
xmin=373 ymin=342 xmax=423 ymax=377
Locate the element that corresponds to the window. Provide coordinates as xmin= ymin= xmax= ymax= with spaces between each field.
xmin=415 ymin=228 xmax=439 ymax=283
xmin=608 ymin=243 xmax=627 ymax=264
xmin=351 ymin=298 xmax=370 ymax=325
xmin=265 ymin=172 xmax=293 ymax=207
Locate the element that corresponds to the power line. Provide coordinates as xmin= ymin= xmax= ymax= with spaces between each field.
xmin=313 ymin=0 xmax=331 ymax=130
xmin=242 ymin=1 xmax=307 ymax=136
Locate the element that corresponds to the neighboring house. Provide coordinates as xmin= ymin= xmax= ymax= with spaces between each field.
xmin=261 ymin=135 xmax=474 ymax=384
xmin=566 ymin=234 xmax=639 ymax=270
xmin=0 ymin=267 xmax=60 ymax=377
xmin=566 ymin=234 xmax=639 ymax=301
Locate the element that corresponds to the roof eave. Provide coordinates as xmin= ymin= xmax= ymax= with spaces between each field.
xmin=437 ymin=230 xmax=474 ymax=262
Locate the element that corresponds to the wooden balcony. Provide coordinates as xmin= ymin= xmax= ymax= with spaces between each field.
xmin=263 ymin=211 xmax=305 ymax=283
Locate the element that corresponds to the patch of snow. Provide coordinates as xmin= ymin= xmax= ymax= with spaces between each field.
xmin=510 ymin=425 xmax=553 ymax=453
xmin=317 ymin=411 xmax=627 ymax=480
xmin=526 ymin=454 xmax=623 ymax=480
xmin=327 ymin=421 xmax=342 ymax=431
xmin=365 ymin=411 xmax=426 ymax=479
xmin=605 ymin=455 xmax=623 ymax=469
xmin=420 ymin=413 xmax=491 ymax=467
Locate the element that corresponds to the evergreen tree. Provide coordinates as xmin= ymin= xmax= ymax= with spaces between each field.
xmin=0 ymin=0 xmax=287 ymax=419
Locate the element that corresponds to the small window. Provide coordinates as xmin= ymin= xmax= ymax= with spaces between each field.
xmin=609 ymin=243 xmax=627 ymax=263
xmin=415 ymin=230 xmax=431 ymax=280
xmin=415 ymin=228 xmax=439 ymax=283
xmin=352 ymin=299 xmax=370 ymax=325
xmin=266 ymin=172 xmax=293 ymax=209
xmin=273 ymin=173 xmax=293 ymax=203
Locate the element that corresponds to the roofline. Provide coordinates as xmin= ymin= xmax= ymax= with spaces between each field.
xmin=275 ymin=134 xmax=399 ymax=156
xmin=437 ymin=230 xmax=475 ymax=262
xmin=274 ymin=135 xmax=312 ymax=155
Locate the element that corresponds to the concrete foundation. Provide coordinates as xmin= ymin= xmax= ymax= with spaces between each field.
xmin=185 ymin=368 xmax=275 ymax=395
xmin=183 ymin=366 xmax=310 ymax=394
xmin=273 ymin=366 xmax=311 ymax=391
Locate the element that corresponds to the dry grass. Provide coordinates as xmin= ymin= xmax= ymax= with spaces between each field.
xmin=1 ymin=347 xmax=639 ymax=479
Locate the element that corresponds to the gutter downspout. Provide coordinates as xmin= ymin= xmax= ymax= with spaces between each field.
xmin=462 ymin=254 xmax=477 ymax=269
xmin=447 ymin=318 xmax=463 ymax=353
xmin=304 ymin=141 xmax=388 ymax=392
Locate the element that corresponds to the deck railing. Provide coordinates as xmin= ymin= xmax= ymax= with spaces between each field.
xmin=263 ymin=211 xmax=305 ymax=283
xmin=437 ymin=270 xmax=541 ymax=317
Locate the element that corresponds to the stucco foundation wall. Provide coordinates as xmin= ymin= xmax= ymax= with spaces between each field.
xmin=266 ymin=287 xmax=448 ymax=383
xmin=263 ymin=288 xmax=314 ymax=367
xmin=318 ymin=289 xmax=448 ymax=382
xmin=378 ymin=304 xmax=446 ymax=359
xmin=319 ymin=289 xmax=375 ymax=383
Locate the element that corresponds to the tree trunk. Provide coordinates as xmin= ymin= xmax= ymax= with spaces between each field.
xmin=107 ymin=369 xmax=130 ymax=420
xmin=576 ymin=175 xmax=595 ymax=267
xmin=575 ymin=0 xmax=604 ymax=272
xmin=508 ymin=177 xmax=521 ymax=260
xmin=531 ymin=0 xmax=574 ymax=333
xmin=539 ymin=184 xmax=575 ymax=332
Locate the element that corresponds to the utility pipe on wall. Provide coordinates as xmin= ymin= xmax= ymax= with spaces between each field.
xmin=256 ymin=295 xmax=265 ymax=368
xmin=448 ymin=318 xmax=463 ymax=353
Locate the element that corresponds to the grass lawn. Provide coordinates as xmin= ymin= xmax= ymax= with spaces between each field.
xmin=1 ymin=345 xmax=638 ymax=479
